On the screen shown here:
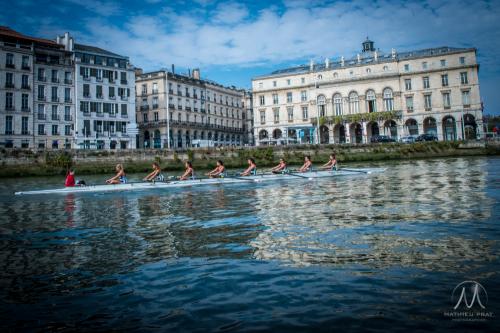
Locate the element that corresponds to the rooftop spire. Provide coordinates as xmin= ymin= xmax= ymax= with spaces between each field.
xmin=362 ymin=37 xmax=375 ymax=52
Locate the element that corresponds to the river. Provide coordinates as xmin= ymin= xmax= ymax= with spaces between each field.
xmin=0 ymin=157 xmax=499 ymax=332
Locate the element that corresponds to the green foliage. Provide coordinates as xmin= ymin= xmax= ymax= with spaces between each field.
xmin=187 ymin=149 xmax=194 ymax=161
xmin=45 ymin=151 xmax=73 ymax=169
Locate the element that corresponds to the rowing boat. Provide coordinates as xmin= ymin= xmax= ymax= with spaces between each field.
xmin=14 ymin=168 xmax=385 ymax=195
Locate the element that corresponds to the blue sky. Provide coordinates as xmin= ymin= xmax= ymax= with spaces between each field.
xmin=3 ymin=0 xmax=500 ymax=114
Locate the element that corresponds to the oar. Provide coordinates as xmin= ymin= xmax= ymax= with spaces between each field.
xmin=340 ymin=168 xmax=372 ymax=174
xmin=285 ymin=169 xmax=314 ymax=179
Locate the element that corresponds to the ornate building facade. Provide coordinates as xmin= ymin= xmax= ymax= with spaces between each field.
xmin=252 ymin=39 xmax=483 ymax=145
xmin=136 ymin=68 xmax=245 ymax=149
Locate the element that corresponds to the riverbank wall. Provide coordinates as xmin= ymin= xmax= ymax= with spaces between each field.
xmin=0 ymin=141 xmax=499 ymax=177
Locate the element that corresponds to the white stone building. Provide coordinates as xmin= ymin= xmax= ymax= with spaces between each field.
xmin=57 ymin=33 xmax=137 ymax=149
xmin=136 ymin=68 xmax=245 ymax=149
xmin=252 ymin=39 xmax=483 ymax=145
xmin=242 ymin=90 xmax=255 ymax=146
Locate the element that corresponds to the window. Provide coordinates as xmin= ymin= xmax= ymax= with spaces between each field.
xmin=51 ymin=105 xmax=58 ymax=120
xmin=460 ymin=72 xmax=468 ymax=84
xmin=5 ymin=92 xmax=13 ymax=109
xmin=22 ymin=94 xmax=29 ymax=110
xmin=260 ymin=110 xmax=266 ymax=124
xmin=38 ymin=85 xmax=45 ymax=100
xmin=301 ymin=91 xmax=307 ymax=102
xmin=22 ymin=56 xmax=29 ymax=68
xmin=65 ymin=106 xmax=71 ymax=120
xmin=405 ymin=96 xmax=414 ymax=112
xmin=109 ymin=86 xmax=115 ymax=98
xmin=38 ymin=68 xmax=45 ymax=80
xmin=153 ymin=96 xmax=158 ymax=108
xmin=459 ymin=57 xmax=465 ymax=64
xmin=273 ymin=81 xmax=277 ymax=87
xmin=441 ymin=74 xmax=449 ymax=87
xmin=273 ymin=108 xmax=279 ymax=123
xmin=258 ymin=82 xmax=263 ymax=89
xmin=333 ymin=72 xmax=339 ymax=78
xmin=405 ymin=79 xmax=412 ymax=90
xmin=52 ymin=125 xmax=58 ymax=135
xmin=366 ymin=68 xmax=371 ymax=73
xmin=154 ymin=112 xmax=159 ymax=121
xmin=38 ymin=124 xmax=45 ymax=135
xmin=384 ymin=88 xmax=394 ymax=111
xmin=334 ymin=94 xmax=343 ymax=115
xmin=6 ymin=72 xmax=13 ymax=86
xmin=302 ymin=106 xmax=308 ymax=120
xmin=22 ymin=75 xmax=29 ymax=88
xmin=383 ymin=66 xmax=388 ymax=71
xmin=301 ymin=77 xmax=305 ymax=84
xmin=286 ymin=92 xmax=292 ymax=103
xmin=423 ymin=76 xmax=430 ymax=89
xmin=5 ymin=116 xmax=13 ymax=135
xmin=143 ymin=113 xmax=148 ymax=122
xmin=424 ymin=94 xmax=432 ymax=110
xmin=22 ymin=117 xmax=29 ymax=135
xmin=287 ymin=79 xmax=291 ymax=85
xmin=317 ymin=95 xmax=326 ymax=117
xmin=52 ymin=86 xmax=58 ymax=101
xmin=272 ymin=93 xmax=278 ymax=105
xmin=65 ymin=88 xmax=71 ymax=102
xmin=152 ymin=82 xmax=158 ymax=94
xmin=349 ymin=92 xmax=359 ymax=114
xmin=366 ymin=90 xmax=376 ymax=113
xmin=440 ymin=59 xmax=446 ymax=67
xmin=142 ymin=84 xmax=147 ymax=94
xmin=404 ymin=64 xmax=409 ymax=72
xmin=52 ymin=69 xmax=58 ymax=83
xmin=83 ymin=84 xmax=90 ymax=97
xmin=65 ymin=125 xmax=71 ymax=136
xmin=121 ymin=104 xmax=127 ymax=116
xmin=80 ymin=101 xmax=89 ymax=113
xmin=442 ymin=92 xmax=451 ymax=109
xmin=462 ymin=90 xmax=470 ymax=106
xmin=317 ymin=74 xmax=322 ymax=80
xmin=422 ymin=62 xmax=428 ymax=69
xmin=6 ymin=53 xmax=14 ymax=66
xmin=287 ymin=107 xmax=293 ymax=121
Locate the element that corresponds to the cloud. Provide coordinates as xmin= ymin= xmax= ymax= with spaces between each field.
xmin=64 ymin=0 xmax=121 ymax=16
xmin=212 ymin=2 xmax=249 ymax=24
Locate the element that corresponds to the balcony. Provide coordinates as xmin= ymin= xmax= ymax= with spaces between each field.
xmin=52 ymin=132 xmax=60 ymax=136
xmin=177 ymin=91 xmax=182 ymax=96
xmin=169 ymin=89 xmax=173 ymax=94
xmin=38 ymin=96 xmax=46 ymax=101
xmin=21 ymin=107 xmax=31 ymax=112
xmin=5 ymin=105 xmax=15 ymax=111
xmin=96 ymin=77 xmax=103 ymax=82
xmin=37 ymin=113 xmax=46 ymax=120
xmin=51 ymin=97 xmax=59 ymax=102
xmin=463 ymin=104 xmax=471 ymax=109
xmin=83 ymin=111 xmax=91 ymax=116
xmin=109 ymin=78 xmax=115 ymax=84
xmin=152 ymin=104 xmax=159 ymax=109
xmin=96 ymin=112 xmax=104 ymax=117
xmin=407 ymin=107 xmax=414 ymax=113
xmin=83 ymin=93 xmax=91 ymax=98
xmin=96 ymin=94 xmax=103 ymax=99
xmin=64 ymin=79 xmax=72 ymax=84
xmin=120 ymin=96 xmax=128 ymax=101
xmin=83 ymin=76 xmax=91 ymax=81
xmin=177 ymin=105 xmax=182 ymax=110
xmin=140 ymin=105 xmax=149 ymax=111
xmin=152 ymin=90 xmax=158 ymax=94
xmin=185 ymin=106 xmax=192 ymax=111
xmin=5 ymin=131 xmax=14 ymax=135
xmin=65 ymin=98 xmax=72 ymax=103
xmin=193 ymin=94 xmax=198 ymax=99
xmin=38 ymin=76 xmax=47 ymax=82
xmin=201 ymin=108 xmax=206 ymax=113
xmin=121 ymin=113 xmax=128 ymax=118
xmin=51 ymin=78 xmax=59 ymax=83
xmin=109 ymin=95 xmax=116 ymax=100
xmin=194 ymin=107 xmax=198 ymax=112
xmin=64 ymin=115 xmax=73 ymax=121
xmin=141 ymin=91 xmax=147 ymax=96
xmin=120 ymin=79 xmax=128 ymax=85
xmin=21 ymin=85 xmax=30 ymax=90
xmin=169 ymin=103 xmax=175 ymax=109
xmin=21 ymin=131 xmax=30 ymax=135
xmin=52 ymin=115 xmax=60 ymax=121
xmin=5 ymin=63 xmax=15 ymax=69
xmin=186 ymin=93 xmax=190 ymax=97
xmin=109 ymin=113 xmax=116 ymax=118
xmin=22 ymin=65 xmax=30 ymax=71
xmin=38 ymin=131 xmax=47 ymax=136
xmin=5 ymin=83 xmax=14 ymax=89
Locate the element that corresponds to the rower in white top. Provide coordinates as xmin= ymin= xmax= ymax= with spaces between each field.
xmin=320 ymin=154 xmax=338 ymax=171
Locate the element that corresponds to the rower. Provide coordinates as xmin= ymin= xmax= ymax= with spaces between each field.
xmin=206 ymin=160 xmax=226 ymax=178
xmin=106 ymin=164 xmax=127 ymax=184
xmin=320 ymin=154 xmax=338 ymax=171
xmin=144 ymin=162 xmax=165 ymax=182
xmin=179 ymin=161 xmax=195 ymax=180
xmin=241 ymin=158 xmax=257 ymax=176
xmin=65 ymin=169 xmax=75 ymax=187
xmin=298 ymin=155 xmax=313 ymax=173
xmin=271 ymin=158 xmax=288 ymax=174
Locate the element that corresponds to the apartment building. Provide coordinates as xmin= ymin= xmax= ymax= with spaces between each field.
xmin=252 ymin=38 xmax=483 ymax=145
xmin=57 ymin=33 xmax=137 ymax=149
xmin=242 ymin=90 xmax=254 ymax=145
xmin=136 ymin=68 xmax=245 ymax=149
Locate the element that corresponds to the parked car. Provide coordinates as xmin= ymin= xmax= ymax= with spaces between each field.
xmin=399 ymin=135 xmax=417 ymax=143
xmin=415 ymin=133 xmax=438 ymax=142
xmin=370 ymin=135 xmax=396 ymax=143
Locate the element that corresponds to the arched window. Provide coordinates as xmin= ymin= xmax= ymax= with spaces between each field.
xmin=317 ymin=95 xmax=326 ymax=117
xmin=366 ymin=90 xmax=376 ymax=113
xmin=366 ymin=68 xmax=371 ymax=73
xmin=317 ymin=74 xmax=323 ymax=80
xmin=333 ymin=93 xmax=343 ymax=116
xmin=383 ymin=88 xmax=394 ymax=111
xmin=333 ymin=72 xmax=338 ymax=78
xmin=349 ymin=92 xmax=359 ymax=114
xmin=383 ymin=65 xmax=388 ymax=71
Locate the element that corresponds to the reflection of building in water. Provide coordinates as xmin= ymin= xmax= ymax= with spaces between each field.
xmin=250 ymin=158 xmax=494 ymax=268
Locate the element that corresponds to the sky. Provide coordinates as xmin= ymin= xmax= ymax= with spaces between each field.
xmin=2 ymin=0 xmax=500 ymax=115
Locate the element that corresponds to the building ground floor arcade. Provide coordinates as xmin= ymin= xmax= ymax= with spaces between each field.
xmin=255 ymin=108 xmax=483 ymax=145
xmin=139 ymin=123 xmax=245 ymax=149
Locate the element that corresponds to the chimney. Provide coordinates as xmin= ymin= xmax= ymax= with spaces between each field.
xmin=171 ymin=64 xmax=175 ymax=74
xmin=309 ymin=59 xmax=314 ymax=71
xmin=325 ymin=58 xmax=329 ymax=68
xmin=192 ymin=68 xmax=200 ymax=80
xmin=391 ymin=48 xmax=396 ymax=59
xmin=374 ymin=50 xmax=378 ymax=61
xmin=341 ymin=56 xmax=345 ymax=66
xmin=357 ymin=54 xmax=361 ymax=63
xmin=135 ymin=68 xmax=143 ymax=76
